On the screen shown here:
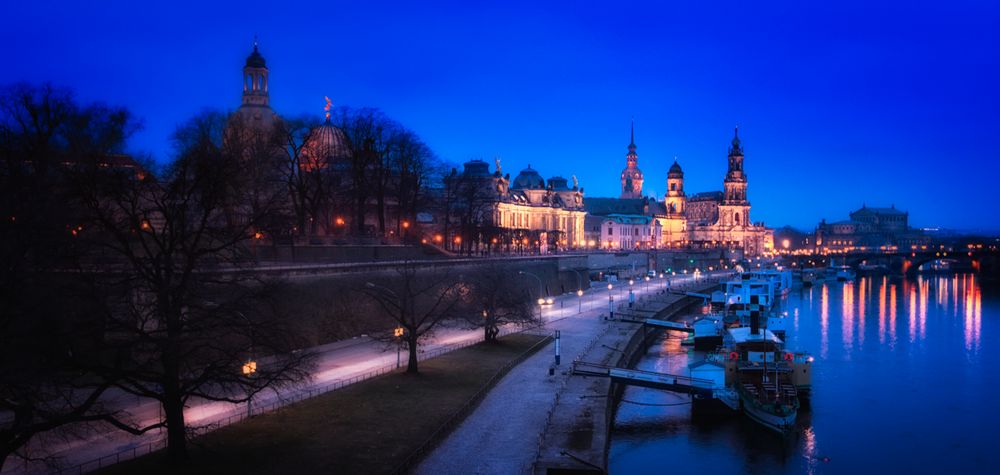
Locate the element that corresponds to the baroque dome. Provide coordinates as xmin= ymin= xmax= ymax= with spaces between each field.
xmin=301 ymin=120 xmax=351 ymax=171
xmin=245 ymin=44 xmax=266 ymax=68
xmin=668 ymin=160 xmax=683 ymax=176
xmin=512 ymin=166 xmax=545 ymax=189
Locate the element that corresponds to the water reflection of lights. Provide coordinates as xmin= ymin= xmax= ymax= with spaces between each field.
xmin=918 ymin=277 xmax=928 ymax=340
xmin=878 ymin=276 xmax=887 ymax=344
xmin=964 ymin=275 xmax=981 ymax=352
xmin=952 ymin=276 xmax=959 ymax=317
xmin=889 ymin=283 xmax=897 ymax=346
xmin=908 ymin=282 xmax=917 ymax=343
xmin=802 ymin=425 xmax=819 ymax=475
xmin=858 ymin=277 xmax=866 ymax=347
xmin=842 ymin=281 xmax=854 ymax=354
xmin=820 ymin=284 xmax=829 ymax=358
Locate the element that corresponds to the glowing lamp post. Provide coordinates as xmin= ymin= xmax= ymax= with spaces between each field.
xmin=577 ymin=289 xmax=584 ymax=313
xmin=628 ymin=279 xmax=635 ymax=308
xmin=242 ymin=359 xmax=257 ymax=417
xmin=607 ymin=283 xmax=614 ymax=319
xmin=519 ymin=271 xmax=545 ymax=319
xmin=394 ymin=326 xmax=405 ymax=368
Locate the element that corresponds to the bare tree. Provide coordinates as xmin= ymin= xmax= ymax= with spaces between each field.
xmin=444 ymin=166 xmax=496 ymax=254
xmin=387 ymin=128 xmax=438 ymax=241
xmin=463 ymin=263 xmax=539 ymax=342
xmin=360 ymin=263 xmax=463 ymax=374
xmin=221 ymin=111 xmax=291 ymax=241
xmin=0 ymin=83 xmax=144 ymax=470
xmin=331 ymin=107 xmax=385 ymax=236
xmin=71 ymin=110 xmax=313 ymax=464
xmin=275 ymin=114 xmax=342 ymax=238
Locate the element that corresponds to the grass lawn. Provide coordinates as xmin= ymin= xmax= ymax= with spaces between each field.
xmin=100 ymin=332 xmax=548 ymax=475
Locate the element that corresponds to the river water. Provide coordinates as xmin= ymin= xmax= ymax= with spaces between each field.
xmin=608 ymin=274 xmax=996 ymax=474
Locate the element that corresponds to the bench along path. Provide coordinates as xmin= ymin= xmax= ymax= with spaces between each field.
xmin=415 ymin=274 xmax=715 ymax=475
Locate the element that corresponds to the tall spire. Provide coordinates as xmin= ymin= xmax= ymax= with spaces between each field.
xmin=621 ymin=119 xmax=643 ymax=198
xmin=729 ymin=125 xmax=743 ymax=156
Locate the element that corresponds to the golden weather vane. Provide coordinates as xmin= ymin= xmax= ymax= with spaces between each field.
xmin=324 ymin=96 xmax=332 ymax=120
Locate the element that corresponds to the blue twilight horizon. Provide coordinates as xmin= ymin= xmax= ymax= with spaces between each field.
xmin=2 ymin=0 xmax=998 ymax=232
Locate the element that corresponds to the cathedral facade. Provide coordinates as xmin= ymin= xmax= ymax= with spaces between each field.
xmin=586 ymin=126 xmax=773 ymax=256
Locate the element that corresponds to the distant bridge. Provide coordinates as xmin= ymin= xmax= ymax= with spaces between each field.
xmin=784 ymin=248 xmax=996 ymax=276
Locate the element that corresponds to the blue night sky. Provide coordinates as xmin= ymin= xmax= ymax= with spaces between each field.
xmin=3 ymin=1 xmax=998 ymax=231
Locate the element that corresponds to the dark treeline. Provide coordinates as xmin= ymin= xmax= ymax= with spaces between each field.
xmin=0 ymin=83 xmax=315 ymax=468
xmin=0 ymin=82 xmax=539 ymax=470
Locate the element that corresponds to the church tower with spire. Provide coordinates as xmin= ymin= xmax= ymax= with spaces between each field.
xmin=719 ymin=127 xmax=750 ymax=227
xmin=619 ymin=121 xmax=644 ymax=199
xmin=242 ymin=38 xmax=269 ymax=107
xmin=233 ymin=38 xmax=280 ymax=133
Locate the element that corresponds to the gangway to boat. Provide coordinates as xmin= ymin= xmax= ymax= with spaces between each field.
xmin=615 ymin=316 xmax=694 ymax=333
xmin=667 ymin=288 xmax=711 ymax=298
xmin=644 ymin=318 xmax=694 ymax=333
xmin=572 ymin=361 xmax=713 ymax=397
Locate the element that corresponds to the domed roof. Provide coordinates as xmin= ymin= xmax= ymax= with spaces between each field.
xmin=301 ymin=120 xmax=351 ymax=171
xmin=668 ymin=160 xmax=683 ymax=176
xmin=512 ymin=165 xmax=545 ymax=189
xmin=548 ymin=176 xmax=569 ymax=190
xmin=245 ymin=44 xmax=266 ymax=69
xmin=461 ymin=159 xmax=492 ymax=177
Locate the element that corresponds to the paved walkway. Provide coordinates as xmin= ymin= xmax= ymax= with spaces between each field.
xmin=415 ymin=275 xmax=709 ymax=475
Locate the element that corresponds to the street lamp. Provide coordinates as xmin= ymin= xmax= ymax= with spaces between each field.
xmin=607 ymin=283 xmax=614 ymax=319
xmin=242 ymin=359 xmax=256 ymax=417
xmin=576 ymin=288 xmax=584 ymax=313
xmin=394 ymin=326 xmax=405 ymax=368
xmin=628 ymin=279 xmax=634 ymax=308
xmin=236 ymin=311 xmax=257 ymax=417
xmin=519 ymin=271 xmax=546 ymax=318
xmin=242 ymin=360 xmax=257 ymax=376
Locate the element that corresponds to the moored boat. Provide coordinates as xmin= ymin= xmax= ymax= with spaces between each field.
xmin=723 ymin=320 xmax=801 ymax=434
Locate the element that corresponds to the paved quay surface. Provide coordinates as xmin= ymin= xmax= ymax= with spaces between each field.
xmin=416 ymin=274 xmax=720 ymax=475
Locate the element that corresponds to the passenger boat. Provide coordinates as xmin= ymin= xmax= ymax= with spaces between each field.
xmin=724 ymin=323 xmax=801 ymax=434
xmin=724 ymin=277 xmax=775 ymax=313
xmin=744 ymin=269 xmax=793 ymax=297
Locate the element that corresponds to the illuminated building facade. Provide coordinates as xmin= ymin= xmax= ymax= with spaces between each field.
xmin=686 ymin=128 xmax=772 ymax=256
xmin=814 ymin=205 xmax=929 ymax=252
xmin=587 ymin=126 xmax=772 ymax=256
xmin=447 ymin=159 xmax=586 ymax=252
